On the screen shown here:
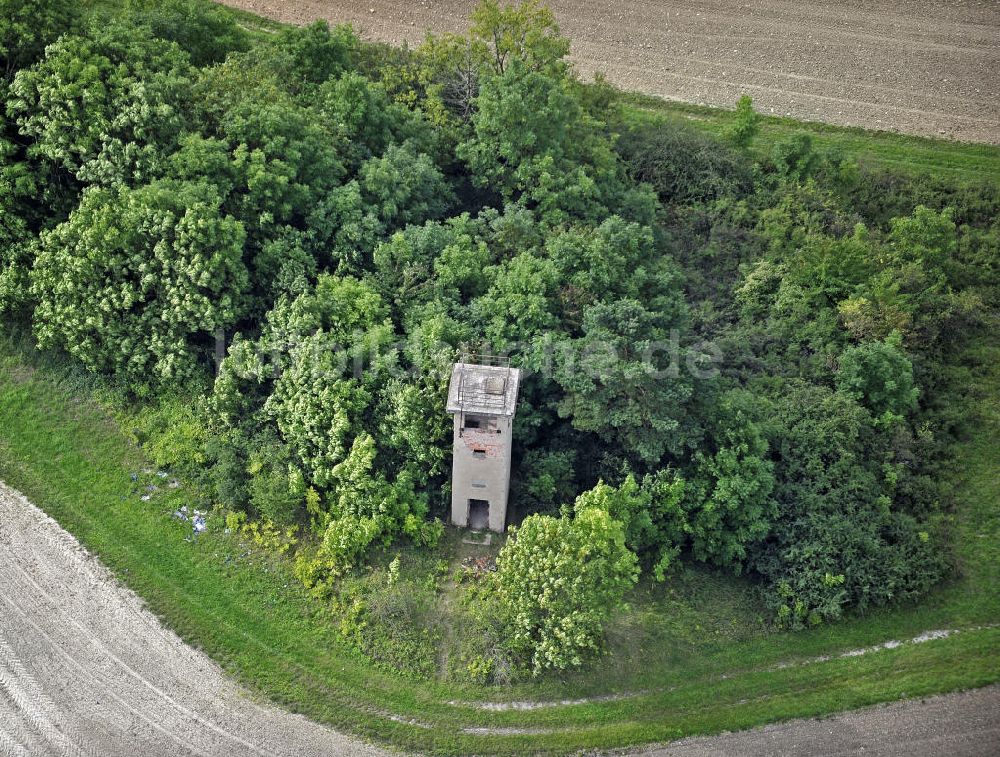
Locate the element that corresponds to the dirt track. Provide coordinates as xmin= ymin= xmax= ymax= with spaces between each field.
xmin=642 ymin=684 xmax=1000 ymax=756
xmin=220 ymin=0 xmax=1000 ymax=144
xmin=0 ymin=482 xmax=386 ymax=757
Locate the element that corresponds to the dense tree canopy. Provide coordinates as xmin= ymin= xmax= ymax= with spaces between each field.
xmin=3 ymin=0 xmax=989 ymax=676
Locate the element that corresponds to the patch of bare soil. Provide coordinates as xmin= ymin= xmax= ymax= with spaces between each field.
xmin=0 ymin=482 xmax=387 ymax=757
xmin=221 ymin=0 xmax=1000 ymax=144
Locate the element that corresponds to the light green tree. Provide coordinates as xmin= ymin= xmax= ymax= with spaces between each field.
xmin=495 ymin=506 xmax=638 ymax=673
xmin=8 ymin=23 xmax=193 ymax=185
xmin=469 ymin=0 xmax=570 ymax=76
xmin=31 ymin=180 xmax=247 ymax=384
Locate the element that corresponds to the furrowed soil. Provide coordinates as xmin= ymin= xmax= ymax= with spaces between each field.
xmin=220 ymin=0 xmax=1000 ymax=144
xmin=0 ymin=482 xmax=387 ymax=757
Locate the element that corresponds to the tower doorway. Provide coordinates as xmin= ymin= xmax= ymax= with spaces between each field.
xmin=467 ymin=499 xmax=490 ymax=530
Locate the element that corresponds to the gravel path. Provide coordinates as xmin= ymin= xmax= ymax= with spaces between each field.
xmin=641 ymin=684 xmax=1000 ymax=756
xmin=3 ymin=479 xmax=999 ymax=755
xmin=0 ymin=482 xmax=388 ymax=757
xmin=220 ymin=0 xmax=1000 ymax=144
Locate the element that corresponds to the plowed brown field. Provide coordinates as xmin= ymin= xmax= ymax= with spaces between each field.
xmin=220 ymin=0 xmax=1000 ymax=144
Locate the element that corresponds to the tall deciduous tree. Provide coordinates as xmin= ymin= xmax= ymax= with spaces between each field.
xmin=469 ymin=0 xmax=570 ymax=76
xmin=0 ymin=0 xmax=77 ymax=81
xmin=457 ymin=60 xmax=620 ymax=223
xmin=553 ymin=297 xmax=696 ymax=465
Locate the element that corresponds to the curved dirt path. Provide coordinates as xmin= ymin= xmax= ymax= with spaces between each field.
xmin=220 ymin=0 xmax=1000 ymax=144
xmin=0 ymin=482 xmax=388 ymax=757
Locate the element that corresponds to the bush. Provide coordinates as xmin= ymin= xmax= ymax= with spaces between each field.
xmin=124 ymin=394 xmax=210 ymax=475
xmin=494 ymin=507 xmax=638 ymax=673
xmin=130 ymin=0 xmax=249 ymax=67
xmin=728 ymin=94 xmax=760 ymax=149
xmin=837 ymin=331 xmax=919 ymax=420
xmin=749 ymin=381 xmax=948 ymax=626
xmin=619 ymin=122 xmax=753 ymax=204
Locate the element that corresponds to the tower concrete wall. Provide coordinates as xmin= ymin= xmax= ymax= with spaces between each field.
xmin=449 ymin=414 xmax=514 ymax=532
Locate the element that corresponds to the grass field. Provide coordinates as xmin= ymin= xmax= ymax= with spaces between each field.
xmin=2 ymin=325 xmax=998 ymax=754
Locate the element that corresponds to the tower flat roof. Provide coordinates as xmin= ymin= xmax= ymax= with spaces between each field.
xmin=446 ymin=363 xmax=521 ymax=416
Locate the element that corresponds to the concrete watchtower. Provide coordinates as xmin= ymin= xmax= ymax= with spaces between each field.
xmin=446 ymin=357 xmax=520 ymax=533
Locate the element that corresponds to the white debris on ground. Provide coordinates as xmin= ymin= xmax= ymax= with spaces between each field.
xmin=131 ymin=468 xmax=200 ymax=532
xmin=172 ymin=505 xmax=208 ymax=536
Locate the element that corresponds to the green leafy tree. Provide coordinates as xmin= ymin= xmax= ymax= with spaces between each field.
xmin=0 ymin=0 xmax=77 ymax=80
xmin=377 ymin=311 xmax=463 ymax=484
xmin=410 ymin=0 xmax=569 ymax=130
xmin=0 ymin=130 xmax=40 ymax=315
xmin=372 ymin=215 xmax=486 ymax=313
xmin=314 ymin=72 xmax=404 ymax=167
xmin=495 ymin=506 xmax=638 ymax=673
xmin=572 ymin=475 xmax=654 ymax=554
xmin=545 ymin=216 xmax=655 ymax=302
xmin=887 ymin=205 xmax=957 ymax=269
xmin=469 ymin=0 xmax=570 ymax=76
xmin=127 ymin=0 xmax=249 ymax=67
xmin=213 ymin=274 xmax=397 ymax=486
xmin=8 ymin=23 xmax=193 ymax=185
xmin=457 ymin=60 xmax=619 ymax=222
xmin=553 ymin=297 xmax=696 ymax=465
xmin=473 ymin=251 xmax=560 ymax=346
xmin=750 ymin=381 xmax=945 ymax=626
xmin=308 ymin=433 xmax=441 ymax=577
xmin=0 ymin=218 xmax=33 ymax=315
xmin=217 ymin=96 xmax=345 ymax=234
xmin=837 ymin=331 xmax=919 ymax=419
xmin=274 ymin=20 xmax=357 ymax=87
xmin=32 ymin=180 xmax=247 ymax=384
xmin=770 ymin=133 xmax=820 ymax=182
xmin=839 ymin=206 xmax=961 ymax=347
xmin=640 ymin=468 xmax=689 ymax=578
xmin=359 ymin=143 xmax=454 ymax=230
xmin=688 ymin=391 xmax=776 ymax=571
xmin=264 ymin=335 xmax=373 ymax=488
xmin=261 ymin=273 xmax=393 ymax=357
xmin=516 ymin=447 xmax=578 ymax=514
xmin=572 ymin=472 xmax=689 ymax=580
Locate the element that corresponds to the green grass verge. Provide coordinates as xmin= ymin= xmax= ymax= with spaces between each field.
xmin=618 ymin=92 xmax=1000 ymax=184
xmin=1 ymin=327 xmax=998 ymax=754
